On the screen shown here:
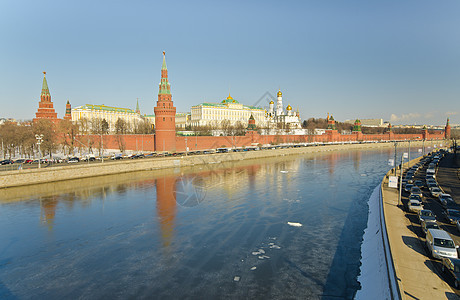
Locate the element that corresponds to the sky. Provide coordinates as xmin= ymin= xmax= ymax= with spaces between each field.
xmin=0 ymin=0 xmax=459 ymax=126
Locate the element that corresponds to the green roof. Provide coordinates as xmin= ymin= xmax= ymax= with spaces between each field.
xmin=41 ymin=73 xmax=50 ymax=96
xmin=193 ymin=102 xmax=264 ymax=110
xmin=78 ymin=104 xmax=137 ymax=114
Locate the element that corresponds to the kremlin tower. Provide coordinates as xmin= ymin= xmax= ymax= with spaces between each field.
xmin=64 ymin=100 xmax=72 ymax=121
xmin=33 ymin=72 xmax=59 ymax=123
xmin=445 ymin=118 xmax=451 ymax=140
xmin=154 ymin=52 xmax=176 ymax=152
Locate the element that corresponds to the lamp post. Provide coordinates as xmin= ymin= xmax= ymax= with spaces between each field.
xmin=394 ymin=142 xmax=397 ymax=175
xmin=399 ymin=154 xmax=404 ymax=206
xmin=35 ymin=134 xmax=44 ymax=169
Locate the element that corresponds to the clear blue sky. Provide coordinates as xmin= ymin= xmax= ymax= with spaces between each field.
xmin=1 ymin=0 xmax=459 ymax=126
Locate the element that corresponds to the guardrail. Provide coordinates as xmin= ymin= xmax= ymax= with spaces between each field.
xmin=378 ymin=184 xmax=402 ymax=300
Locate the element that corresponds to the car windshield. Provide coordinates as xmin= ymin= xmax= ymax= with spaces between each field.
xmin=426 ymin=223 xmax=439 ymax=230
xmin=434 ymin=238 xmax=455 ymax=248
xmin=421 ymin=211 xmax=433 ymax=217
xmin=411 ymin=202 xmax=421 ymax=207
xmin=454 ymin=264 xmax=460 ymax=273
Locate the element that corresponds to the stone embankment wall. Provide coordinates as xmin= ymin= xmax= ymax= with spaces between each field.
xmin=0 ymin=141 xmax=434 ymax=189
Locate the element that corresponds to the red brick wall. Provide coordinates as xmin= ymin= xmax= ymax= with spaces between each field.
xmin=79 ymin=130 xmax=445 ymax=153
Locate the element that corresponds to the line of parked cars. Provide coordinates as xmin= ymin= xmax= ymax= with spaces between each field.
xmin=402 ymin=149 xmax=460 ymax=288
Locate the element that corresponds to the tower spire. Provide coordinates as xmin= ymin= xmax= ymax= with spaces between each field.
xmin=162 ymin=51 xmax=167 ymax=70
xmin=159 ymin=52 xmax=171 ymax=95
xmin=41 ymin=71 xmax=50 ymax=101
xmin=136 ymin=98 xmax=140 ymax=114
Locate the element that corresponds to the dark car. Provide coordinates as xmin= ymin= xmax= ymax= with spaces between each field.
xmin=418 ymin=209 xmax=436 ymax=224
xmin=438 ymin=194 xmax=454 ymax=208
xmin=67 ymin=157 xmax=80 ymax=163
xmin=443 ymin=209 xmax=460 ymax=224
xmin=1 ymin=159 xmax=14 ymax=165
xmin=442 ymin=257 xmax=460 ymax=289
xmin=404 ymin=184 xmax=414 ymax=193
xmin=421 ymin=221 xmax=440 ymax=236
xmin=413 ymin=180 xmax=424 ymax=189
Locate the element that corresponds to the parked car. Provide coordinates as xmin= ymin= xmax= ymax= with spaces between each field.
xmin=410 ymin=186 xmax=423 ymax=198
xmin=111 ymin=154 xmax=123 ymax=160
xmin=418 ymin=209 xmax=436 ymax=224
xmin=67 ymin=157 xmax=80 ymax=163
xmin=438 ymin=194 xmax=454 ymax=207
xmin=456 ymin=220 xmax=460 ymax=233
xmin=426 ymin=229 xmax=458 ymax=259
xmin=413 ymin=180 xmax=424 ymax=189
xmin=430 ymin=187 xmax=443 ymax=198
xmin=14 ymin=159 xmax=25 ymax=164
xmin=421 ymin=221 xmax=440 ymax=236
xmin=443 ymin=209 xmax=460 ymax=224
xmin=441 ymin=257 xmax=460 ymax=289
xmin=408 ymin=200 xmax=423 ymax=213
xmin=427 ymin=182 xmax=438 ymax=190
xmin=404 ymin=184 xmax=414 ymax=193
xmin=0 ymin=159 xmax=14 ymax=165
xmin=25 ymin=159 xmax=33 ymax=164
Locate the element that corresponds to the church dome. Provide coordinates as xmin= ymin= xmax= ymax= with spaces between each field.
xmin=277 ymin=90 xmax=282 ymax=97
xmin=269 ymin=100 xmax=274 ymax=104
xmin=226 ymin=93 xmax=233 ymax=100
xmin=286 ymin=104 xmax=292 ymax=111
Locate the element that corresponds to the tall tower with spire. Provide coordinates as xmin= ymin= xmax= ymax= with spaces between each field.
xmin=154 ymin=52 xmax=176 ymax=152
xmin=275 ymin=89 xmax=284 ymax=116
xmin=64 ymin=100 xmax=72 ymax=121
xmin=136 ymin=98 xmax=140 ymax=114
xmin=33 ymin=71 xmax=59 ymax=123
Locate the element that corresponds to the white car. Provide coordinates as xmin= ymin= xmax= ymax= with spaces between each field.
xmin=408 ymin=200 xmax=423 ymax=213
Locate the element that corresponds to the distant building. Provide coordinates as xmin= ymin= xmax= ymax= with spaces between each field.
xmin=266 ymin=90 xmax=302 ymax=130
xmin=345 ymin=118 xmax=384 ymax=127
xmin=71 ymin=104 xmax=145 ymax=132
xmin=189 ymin=94 xmax=266 ymax=127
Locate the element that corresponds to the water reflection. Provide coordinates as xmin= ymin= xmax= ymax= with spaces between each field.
xmin=156 ymin=176 xmax=177 ymax=248
xmin=0 ymin=148 xmax=413 ymax=299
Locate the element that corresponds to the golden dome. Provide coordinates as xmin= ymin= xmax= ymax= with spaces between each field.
xmin=226 ymin=93 xmax=233 ymax=100
xmin=286 ymin=104 xmax=292 ymax=111
xmin=269 ymin=100 xmax=274 ymax=104
xmin=277 ymin=89 xmax=282 ymax=97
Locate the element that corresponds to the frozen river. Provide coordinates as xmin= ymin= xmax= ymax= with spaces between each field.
xmin=0 ymin=147 xmax=423 ymax=299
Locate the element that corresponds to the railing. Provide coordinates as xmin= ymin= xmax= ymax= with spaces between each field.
xmin=378 ymin=183 xmax=402 ymax=300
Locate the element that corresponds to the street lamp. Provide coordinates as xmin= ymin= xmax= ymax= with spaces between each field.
xmin=35 ymin=134 xmax=44 ymax=169
xmin=393 ymin=142 xmax=397 ymax=175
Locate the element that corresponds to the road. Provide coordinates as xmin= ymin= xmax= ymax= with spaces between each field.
xmin=401 ymin=151 xmax=460 ymax=295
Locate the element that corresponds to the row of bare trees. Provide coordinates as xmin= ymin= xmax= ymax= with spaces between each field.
xmin=77 ymin=117 xmax=153 ymax=135
xmin=183 ymin=120 xmax=247 ymax=136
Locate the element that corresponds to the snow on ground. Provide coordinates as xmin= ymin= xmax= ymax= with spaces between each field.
xmin=355 ymin=185 xmax=391 ymax=299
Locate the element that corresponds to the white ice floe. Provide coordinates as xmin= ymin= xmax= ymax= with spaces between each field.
xmin=258 ymin=255 xmax=270 ymax=259
xmin=287 ymin=222 xmax=302 ymax=227
xmin=280 ymin=170 xmax=288 ymax=173
xmin=259 ymin=249 xmax=265 ymax=254
xmin=233 ymin=276 xmax=240 ymax=282
xmin=250 ymin=267 xmax=257 ymax=271
xmin=270 ymin=245 xmax=281 ymax=249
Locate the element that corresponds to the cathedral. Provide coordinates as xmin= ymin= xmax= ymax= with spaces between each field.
xmin=266 ymin=89 xmax=302 ymax=130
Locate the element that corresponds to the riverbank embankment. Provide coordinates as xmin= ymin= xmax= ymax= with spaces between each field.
xmin=0 ymin=141 xmax=433 ymax=189
xmin=380 ymin=156 xmax=456 ymax=299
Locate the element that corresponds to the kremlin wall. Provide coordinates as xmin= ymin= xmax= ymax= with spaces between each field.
xmin=33 ymin=53 xmax=449 ymax=154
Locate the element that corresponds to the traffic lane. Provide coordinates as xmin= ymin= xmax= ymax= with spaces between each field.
xmin=437 ymin=153 xmax=460 ymax=203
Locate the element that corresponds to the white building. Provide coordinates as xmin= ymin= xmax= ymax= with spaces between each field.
xmin=71 ymin=104 xmax=145 ymax=132
xmin=266 ymin=90 xmax=302 ymax=130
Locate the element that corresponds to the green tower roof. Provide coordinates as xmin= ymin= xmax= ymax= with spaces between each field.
xmin=162 ymin=51 xmax=167 ymax=70
xmin=41 ymin=72 xmax=50 ymax=95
